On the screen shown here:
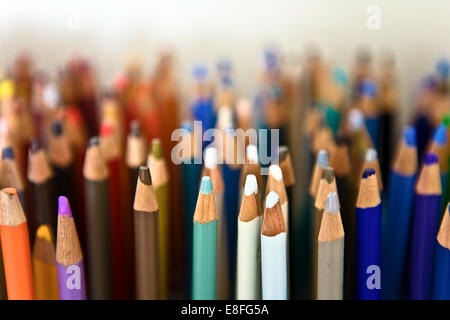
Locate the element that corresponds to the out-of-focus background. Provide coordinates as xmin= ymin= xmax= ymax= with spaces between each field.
xmin=1 ymin=0 xmax=449 ymax=124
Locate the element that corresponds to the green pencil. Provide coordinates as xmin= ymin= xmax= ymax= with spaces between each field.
xmin=192 ymin=176 xmax=218 ymax=300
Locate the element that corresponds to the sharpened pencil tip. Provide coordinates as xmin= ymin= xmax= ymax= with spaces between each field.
xmin=424 ymin=152 xmax=439 ymax=165
xmin=200 ymin=176 xmax=213 ymax=195
xmin=433 ymin=124 xmax=447 ymax=146
xmin=246 ymin=144 xmax=258 ymax=163
xmin=138 ymin=166 xmax=152 ymax=185
xmin=130 ymin=120 xmax=141 ymax=137
xmin=269 ymin=164 xmax=283 ymax=181
xmin=30 ymin=138 xmax=40 ymax=153
xmin=317 ymin=149 xmax=329 ymax=167
xmin=404 ymin=126 xmax=417 ymax=147
xmin=36 ymin=224 xmax=53 ymax=242
xmin=58 ymin=196 xmax=72 ymax=217
xmin=266 ymin=191 xmax=279 ymax=208
xmin=204 ymin=146 xmax=218 ymax=169
xmin=365 ymin=148 xmax=378 ymax=162
xmin=1 ymin=146 xmax=14 ymax=160
xmin=51 ymin=120 xmax=63 ymax=136
xmin=151 ymin=139 xmax=163 ymax=159
xmin=88 ymin=136 xmax=100 ymax=148
xmin=362 ymin=168 xmax=376 ymax=179
xmin=325 ymin=192 xmax=339 ymax=214
xmin=244 ymin=174 xmax=258 ymax=196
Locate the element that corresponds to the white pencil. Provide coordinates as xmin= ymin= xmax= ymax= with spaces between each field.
xmin=261 ymin=191 xmax=287 ymax=300
xmin=236 ymin=174 xmax=263 ymax=300
xmin=317 ymin=192 xmax=345 ymax=300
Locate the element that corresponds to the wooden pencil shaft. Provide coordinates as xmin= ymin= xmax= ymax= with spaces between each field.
xmin=84 ymin=178 xmax=112 ymax=299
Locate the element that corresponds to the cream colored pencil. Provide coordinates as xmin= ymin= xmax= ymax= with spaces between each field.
xmin=236 ymin=175 xmax=263 ymax=300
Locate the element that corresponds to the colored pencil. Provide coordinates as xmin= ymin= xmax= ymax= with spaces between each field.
xmin=32 ymin=224 xmax=59 ymax=300
xmin=329 ymin=135 xmax=355 ymax=299
xmin=313 ymin=166 xmax=338 ymax=299
xmin=261 ymin=191 xmax=287 ymax=300
xmin=148 ymin=139 xmax=170 ymax=299
xmin=47 ymin=120 xmax=74 ymax=200
xmin=83 ymin=137 xmax=112 ymax=299
xmin=56 ymin=196 xmax=87 ymax=300
xmin=179 ymin=121 xmax=202 ymax=297
xmin=356 ymin=168 xmax=382 ymax=300
xmin=192 ymin=176 xmax=218 ymax=300
xmin=201 ymin=146 xmax=228 ymax=299
xmin=133 ymin=166 xmax=159 ymax=300
xmin=378 ymin=54 xmax=398 ymax=185
xmin=409 ymin=152 xmax=442 ymax=300
xmin=427 ymin=124 xmax=447 ymax=210
xmin=100 ymin=121 xmax=128 ymax=299
xmin=317 ymin=192 xmax=345 ymax=300
xmin=0 ymin=188 xmax=34 ymax=300
xmin=434 ymin=203 xmax=450 ymax=299
xmin=28 ymin=138 xmax=57 ymax=238
xmin=236 ymin=174 xmax=262 ymax=300
xmin=221 ymin=131 xmax=242 ymax=294
xmin=383 ymin=126 xmax=417 ymax=299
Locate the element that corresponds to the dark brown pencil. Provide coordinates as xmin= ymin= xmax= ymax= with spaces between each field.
xmin=83 ymin=136 xmax=112 ymax=300
xmin=133 ymin=166 xmax=159 ymax=300
xmin=48 ymin=120 xmax=75 ymax=200
xmin=27 ymin=138 xmax=57 ymax=239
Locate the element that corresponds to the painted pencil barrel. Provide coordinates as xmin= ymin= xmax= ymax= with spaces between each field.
xmin=236 ymin=217 xmax=262 ymax=300
xmin=365 ymin=116 xmax=380 ymax=148
xmin=222 ymin=163 xmax=241 ymax=288
xmin=57 ymin=261 xmax=86 ymax=300
xmin=317 ymin=238 xmax=345 ymax=300
xmin=433 ymin=243 xmax=450 ymax=300
xmin=356 ymin=203 xmax=382 ymax=300
xmin=409 ymin=194 xmax=441 ymax=299
xmin=192 ymin=220 xmax=218 ymax=300
xmin=85 ymin=179 xmax=112 ymax=299
xmin=261 ymin=233 xmax=287 ymax=300
xmin=382 ymin=171 xmax=416 ymax=299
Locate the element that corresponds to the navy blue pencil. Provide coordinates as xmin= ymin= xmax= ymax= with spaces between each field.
xmin=409 ymin=152 xmax=442 ymax=300
xmin=356 ymin=168 xmax=382 ymax=300
xmin=382 ymin=126 xmax=418 ymax=299
xmin=427 ymin=124 xmax=447 ymax=211
xmin=433 ymin=203 xmax=450 ymax=300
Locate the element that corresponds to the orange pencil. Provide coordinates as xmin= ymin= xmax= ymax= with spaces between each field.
xmin=0 ymin=188 xmax=34 ymax=300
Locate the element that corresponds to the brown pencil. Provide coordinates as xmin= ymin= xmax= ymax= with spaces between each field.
xmin=28 ymin=138 xmax=57 ymax=239
xmin=134 ymin=166 xmax=159 ymax=300
xmin=83 ymin=137 xmax=112 ymax=299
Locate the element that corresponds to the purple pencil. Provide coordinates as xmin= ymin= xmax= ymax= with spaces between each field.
xmin=56 ymin=196 xmax=87 ymax=300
